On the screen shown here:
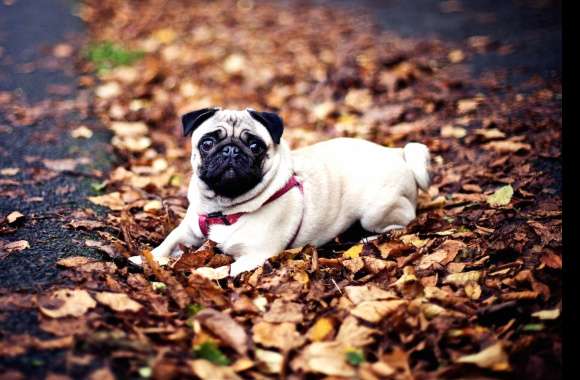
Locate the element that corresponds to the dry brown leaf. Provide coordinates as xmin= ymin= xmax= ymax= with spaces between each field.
xmin=87 ymin=192 xmax=125 ymax=210
xmin=6 ymin=211 xmax=24 ymax=224
xmin=255 ymin=349 xmax=283 ymax=374
xmin=263 ymin=299 xmax=303 ymax=323
xmin=291 ymin=341 xmax=355 ymax=377
xmin=456 ymin=342 xmax=510 ymax=371
xmin=189 ymin=360 xmax=242 ymax=380
xmin=344 ymin=284 xmax=398 ymax=305
xmin=483 ymin=140 xmax=531 ymax=153
xmin=336 ymin=316 xmax=377 ymax=347
xmin=2 ymin=240 xmax=30 ymax=252
xmin=351 ymin=300 xmax=407 ymax=323
xmin=95 ymin=292 xmax=142 ymax=312
xmin=196 ymin=308 xmax=249 ymax=355
xmin=253 ymin=321 xmax=305 ymax=351
xmin=444 ymin=270 xmax=482 ymax=286
xmin=39 ymin=289 xmax=96 ymax=318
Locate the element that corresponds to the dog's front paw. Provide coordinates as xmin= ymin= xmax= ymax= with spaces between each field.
xmin=229 ymin=255 xmax=267 ymax=277
xmin=128 ymin=247 xmax=170 ymax=267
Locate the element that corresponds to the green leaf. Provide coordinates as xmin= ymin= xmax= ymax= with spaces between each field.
xmin=86 ymin=41 xmax=144 ymax=73
xmin=486 ymin=185 xmax=514 ymax=207
xmin=187 ymin=303 xmax=203 ymax=317
xmin=91 ymin=181 xmax=107 ymax=193
xmin=193 ymin=342 xmax=230 ymax=366
xmin=345 ymin=349 xmax=365 ymax=366
xmin=522 ymin=323 xmax=544 ymax=332
xmin=151 ymin=281 xmax=167 ymax=292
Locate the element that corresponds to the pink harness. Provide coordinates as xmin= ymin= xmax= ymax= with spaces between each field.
xmin=198 ymin=175 xmax=304 ymax=248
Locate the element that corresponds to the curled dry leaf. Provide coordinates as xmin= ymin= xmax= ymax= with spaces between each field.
xmin=95 ymin=292 xmax=142 ymax=312
xmin=39 ymin=289 xmax=96 ymax=318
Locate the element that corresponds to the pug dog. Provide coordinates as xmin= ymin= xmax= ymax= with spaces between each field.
xmin=129 ymin=108 xmax=430 ymax=277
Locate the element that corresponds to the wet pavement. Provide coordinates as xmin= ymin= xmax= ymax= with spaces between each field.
xmin=0 ymin=0 xmax=114 ymax=291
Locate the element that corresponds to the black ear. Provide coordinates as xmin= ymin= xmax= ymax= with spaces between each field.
xmin=248 ymin=110 xmax=284 ymax=144
xmin=182 ymin=108 xmax=219 ymax=136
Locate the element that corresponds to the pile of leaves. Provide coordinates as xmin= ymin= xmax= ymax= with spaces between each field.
xmin=1 ymin=0 xmax=561 ymax=379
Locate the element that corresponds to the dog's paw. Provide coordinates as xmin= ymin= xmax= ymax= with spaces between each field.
xmin=128 ymin=250 xmax=170 ymax=267
xmin=229 ymin=256 xmax=266 ymax=277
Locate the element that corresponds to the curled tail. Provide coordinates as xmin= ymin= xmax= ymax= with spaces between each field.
xmin=403 ymin=143 xmax=431 ymax=192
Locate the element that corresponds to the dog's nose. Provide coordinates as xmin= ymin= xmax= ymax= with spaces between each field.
xmin=222 ymin=145 xmax=240 ymax=158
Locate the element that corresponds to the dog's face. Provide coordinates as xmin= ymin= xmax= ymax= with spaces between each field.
xmin=183 ymin=108 xmax=284 ymax=199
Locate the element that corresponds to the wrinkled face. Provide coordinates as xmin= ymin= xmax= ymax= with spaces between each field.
xmin=191 ymin=111 xmax=274 ymax=199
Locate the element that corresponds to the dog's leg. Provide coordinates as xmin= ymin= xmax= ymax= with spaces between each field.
xmin=129 ymin=214 xmax=202 ymax=266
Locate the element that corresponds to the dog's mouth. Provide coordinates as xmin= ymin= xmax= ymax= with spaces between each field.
xmin=199 ymin=158 xmax=262 ymax=198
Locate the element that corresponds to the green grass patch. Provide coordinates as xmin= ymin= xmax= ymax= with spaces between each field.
xmin=193 ymin=342 xmax=231 ymax=366
xmin=86 ymin=41 xmax=144 ymax=72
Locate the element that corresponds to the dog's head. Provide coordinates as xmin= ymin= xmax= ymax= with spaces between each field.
xmin=183 ymin=108 xmax=284 ymax=199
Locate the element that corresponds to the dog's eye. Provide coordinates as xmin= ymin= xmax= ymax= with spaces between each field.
xmin=200 ymin=138 xmax=215 ymax=152
xmin=249 ymin=142 xmax=263 ymax=154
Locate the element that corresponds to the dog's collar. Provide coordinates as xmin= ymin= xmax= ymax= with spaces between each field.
xmin=198 ymin=175 xmax=304 ymax=247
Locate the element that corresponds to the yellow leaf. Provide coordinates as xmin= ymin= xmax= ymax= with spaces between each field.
xmin=342 ymin=244 xmax=363 ymax=259
xmin=307 ymin=318 xmax=334 ymax=342
xmin=487 ymin=185 xmax=514 ymax=207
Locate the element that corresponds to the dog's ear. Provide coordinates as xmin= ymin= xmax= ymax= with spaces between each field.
xmin=182 ymin=108 xmax=219 ymax=136
xmin=248 ymin=110 xmax=284 ymax=144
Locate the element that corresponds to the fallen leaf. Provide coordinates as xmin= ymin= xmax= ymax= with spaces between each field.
xmin=255 ymin=349 xmax=283 ymax=374
xmin=484 ymin=140 xmax=531 ymax=153
xmin=39 ymin=289 xmax=96 ymax=318
xmin=88 ymin=192 xmax=125 ymax=210
xmin=71 ymin=126 xmax=94 ymax=139
xmin=456 ymin=342 xmax=510 ymax=371
xmin=351 ymin=300 xmax=407 ymax=322
xmin=194 ymin=266 xmax=230 ymax=280
xmin=189 ymin=359 xmax=242 ymax=380
xmin=2 ymin=240 xmax=30 ymax=252
xmin=196 ymin=308 xmax=249 ymax=355
xmin=253 ymin=321 xmax=305 ymax=351
xmin=342 ymin=243 xmax=363 ymax=259
xmin=6 ymin=211 xmax=24 ymax=224
xmin=95 ymin=292 xmax=142 ymax=312
xmin=532 ymin=308 xmax=560 ymax=320
xmin=444 ymin=270 xmax=482 ymax=286
xmin=263 ymin=299 xmax=303 ymax=323
xmin=336 ymin=316 xmax=377 ymax=347
xmin=0 ymin=168 xmax=19 ymax=176
xmin=344 ymin=284 xmax=397 ymax=304
xmin=291 ymin=341 xmax=355 ymax=377
xmin=307 ymin=318 xmax=334 ymax=342
xmin=487 ymin=185 xmax=514 ymax=207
